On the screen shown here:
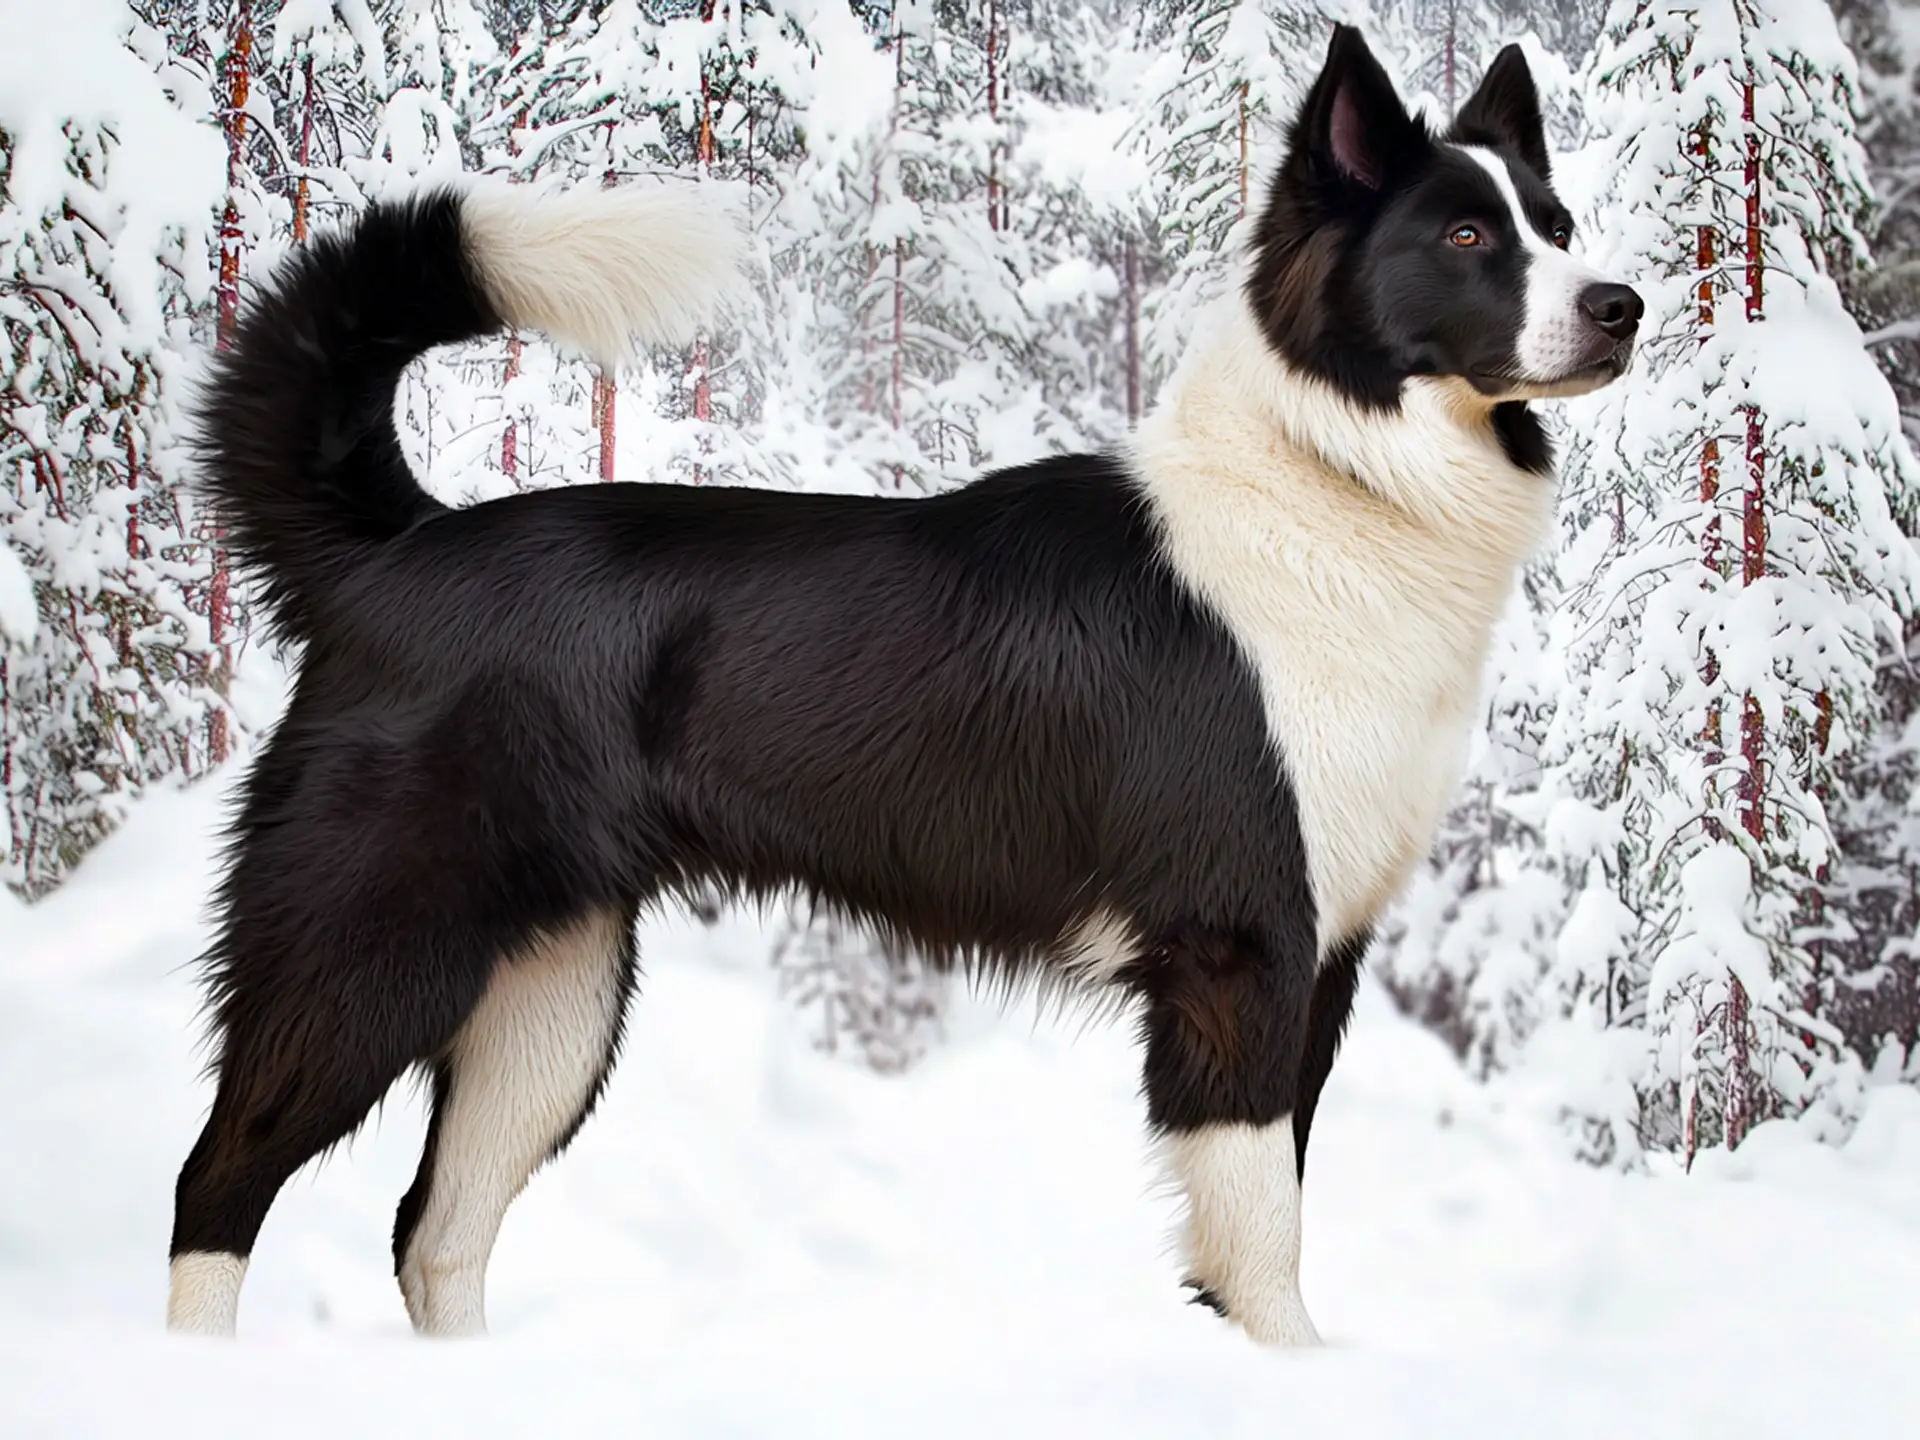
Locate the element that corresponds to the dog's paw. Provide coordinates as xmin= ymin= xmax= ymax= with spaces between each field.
xmin=1182 ymin=1275 xmax=1323 ymax=1347
xmin=1181 ymin=1276 xmax=1229 ymax=1318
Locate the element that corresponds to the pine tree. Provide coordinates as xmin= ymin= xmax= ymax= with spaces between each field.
xmin=1540 ymin=0 xmax=1917 ymax=1161
xmin=2 ymin=0 xmax=232 ymax=895
xmin=1829 ymin=0 xmax=1920 ymax=1083
xmin=1131 ymin=0 xmax=1325 ymax=389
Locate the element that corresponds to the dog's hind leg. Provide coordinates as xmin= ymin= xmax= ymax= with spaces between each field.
xmin=393 ymin=905 xmax=638 ymax=1336
xmin=168 ymin=916 xmax=493 ymax=1336
xmin=1134 ymin=921 xmax=1322 ymax=1348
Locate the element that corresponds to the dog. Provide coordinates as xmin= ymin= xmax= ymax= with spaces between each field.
xmin=165 ymin=26 xmax=1639 ymax=1345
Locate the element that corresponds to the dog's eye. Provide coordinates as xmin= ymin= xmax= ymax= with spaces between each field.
xmin=1551 ymin=224 xmax=1573 ymax=250
xmin=1448 ymin=225 xmax=1482 ymax=248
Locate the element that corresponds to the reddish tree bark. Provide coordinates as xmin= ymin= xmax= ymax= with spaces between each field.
xmin=687 ymin=0 xmax=719 ymax=484
xmin=1697 ymin=120 xmax=1723 ymax=764
xmin=208 ymin=0 xmax=253 ymax=766
xmin=125 ymin=430 xmax=142 ymax=566
xmin=1726 ymin=77 xmax=1769 ymax=1153
xmin=292 ymin=54 xmax=315 ymax=243
xmin=1736 ymin=81 xmax=1768 ymax=851
xmin=215 ymin=2 xmax=252 ymax=348
xmin=594 ymin=372 xmax=616 ymax=482
xmin=501 ymin=338 xmax=522 ymax=483
xmin=1238 ymin=81 xmax=1250 ymax=219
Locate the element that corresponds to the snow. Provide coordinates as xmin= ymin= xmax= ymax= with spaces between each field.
xmin=3 ymin=762 xmax=1920 ymax=1435
xmin=0 ymin=538 xmax=37 ymax=645
xmin=0 ymin=0 xmax=224 ymax=338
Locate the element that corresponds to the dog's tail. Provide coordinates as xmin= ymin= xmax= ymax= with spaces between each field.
xmin=194 ymin=179 xmax=744 ymax=637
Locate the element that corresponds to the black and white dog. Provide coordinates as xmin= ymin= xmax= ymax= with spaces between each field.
xmin=167 ymin=27 xmax=1639 ymax=1345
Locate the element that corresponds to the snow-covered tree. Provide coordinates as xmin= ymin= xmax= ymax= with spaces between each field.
xmin=1383 ymin=0 xmax=1920 ymax=1165
xmin=1363 ymin=0 xmax=1585 ymax=143
xmin=1 ymin=0 xmax=230 ymax=895
xmin=1131 ymin=0 xmax=1326 ymax=386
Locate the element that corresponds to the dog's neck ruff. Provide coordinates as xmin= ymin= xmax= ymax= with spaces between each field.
xmin=1149 ymin=290 xmax=1553 ymax=557
xmin=1129 ymin=289 xmax=1555 ymax=952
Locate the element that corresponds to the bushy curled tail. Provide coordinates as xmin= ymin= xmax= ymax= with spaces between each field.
xmin=192 ymin=178 xmax=745 ymax=639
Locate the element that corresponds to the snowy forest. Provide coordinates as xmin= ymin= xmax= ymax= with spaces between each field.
xmin=4 ymin=0 xmax=1920 ymax=1192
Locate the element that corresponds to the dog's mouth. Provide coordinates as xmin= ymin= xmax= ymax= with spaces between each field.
xmin=1472 ymin=342 xmax=1634 ymax=402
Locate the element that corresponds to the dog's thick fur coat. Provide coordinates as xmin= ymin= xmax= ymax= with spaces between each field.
xmin=167 ymin=27 xmax=1636 ymax=1345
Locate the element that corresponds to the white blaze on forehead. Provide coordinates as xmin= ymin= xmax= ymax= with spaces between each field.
xmin=1457 ymin=145 xmax=1606 ymax=381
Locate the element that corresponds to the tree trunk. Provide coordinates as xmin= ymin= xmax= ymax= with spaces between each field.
xmin=1683 ymin=1009 xmax=1701 ymax=1172
xmin=502 ymin=75 xmax=525 ymax=485
xmin=689 ymin=0 xmax=719 ymax=484
xmin=1444 ymin=0 xmax=1458 ymax=114
xmin=892 ymin=235 xmax=905 ymax=488
xmin=2 ymin=657 xmax=13 ymax=868
xmin=292 ymin=53 xmax=314 ymax=243
xmin=122 ymin=428 xmax=141 ymax=667
xmin=594 ymin=372 xmax=616 ymax=482
xmin=1238 ymin=81 xmax=1250 ymax=219
xmin=209 ymin=0 xmax=253 ymax=766
xmin=1124 ymin=236 xmax=1140 ymax=426
xmin=1697 ymin=119 xmax=1723 ymax=767
xmin=890 ymin=26 xmax=906 ymax=488
xmin=1726 ymin=76 xmax=1768 ymax=1153
xmin=501 ymin=338 xmax=521 ymax=483
xmin=987 ymin=0 xmax=1001 ymax=232
xmin=215 ymin=1 xmax=252 ymax=348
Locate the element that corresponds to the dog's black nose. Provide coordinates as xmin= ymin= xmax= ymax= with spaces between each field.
xmin=1579 ymin=283 xmax=1643 ymax=341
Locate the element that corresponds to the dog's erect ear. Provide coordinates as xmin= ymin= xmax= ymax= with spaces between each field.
xmin=1289 ymin=25 xmax=1424 ymax=193
xmin=1452 ymin=44 xmax=1551 ymax=180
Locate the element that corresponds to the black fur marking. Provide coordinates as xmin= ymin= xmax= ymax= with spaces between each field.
xmin=1293 ymin=931 xmax=1371 ymax=1179
xmin=1184 ymin=1279 xmax=1230 ymax=1318
xmin=1493 ymin=402 xmax=1554 ymax=475
xmin=392 ymin=1058 xmax=453 ymax=1274
xmin=1135 ymin=919 xmax=1315 ymax=1135
xmin=1246 ymin=24 xmax=1430 ymax=411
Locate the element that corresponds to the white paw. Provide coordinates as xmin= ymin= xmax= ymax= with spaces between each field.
xmin=1238 ymin=1289 xmax=1323 ymax=1348
xmin=399 ymin=1254 xmax=488 ymax=1337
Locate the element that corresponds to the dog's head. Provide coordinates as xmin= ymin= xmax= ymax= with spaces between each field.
xmin=1246 ymin=26 xmax=1641 ymax=419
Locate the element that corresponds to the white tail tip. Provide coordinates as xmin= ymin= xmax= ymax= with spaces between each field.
xmin=459 ymin=177 xmax=748 ymax=365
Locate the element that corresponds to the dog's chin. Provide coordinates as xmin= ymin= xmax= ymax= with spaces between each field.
xmin=1478 ymin=347 xmax=1635 ymax=402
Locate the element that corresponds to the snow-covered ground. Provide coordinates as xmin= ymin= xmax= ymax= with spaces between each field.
xmin=4 ymin=770 xmax=1919 ymax=1437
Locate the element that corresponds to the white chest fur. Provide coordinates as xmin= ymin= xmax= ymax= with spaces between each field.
xmin=1132 ymin=300 xmax=1552 ymax=955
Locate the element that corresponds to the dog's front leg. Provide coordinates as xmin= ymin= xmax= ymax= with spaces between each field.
xmin=1134 ymin=923 xmax=1324 ymax=1347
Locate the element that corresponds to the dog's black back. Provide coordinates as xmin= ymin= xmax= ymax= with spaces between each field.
xmin=256 ymin=457 xmax=1306 ymax=979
